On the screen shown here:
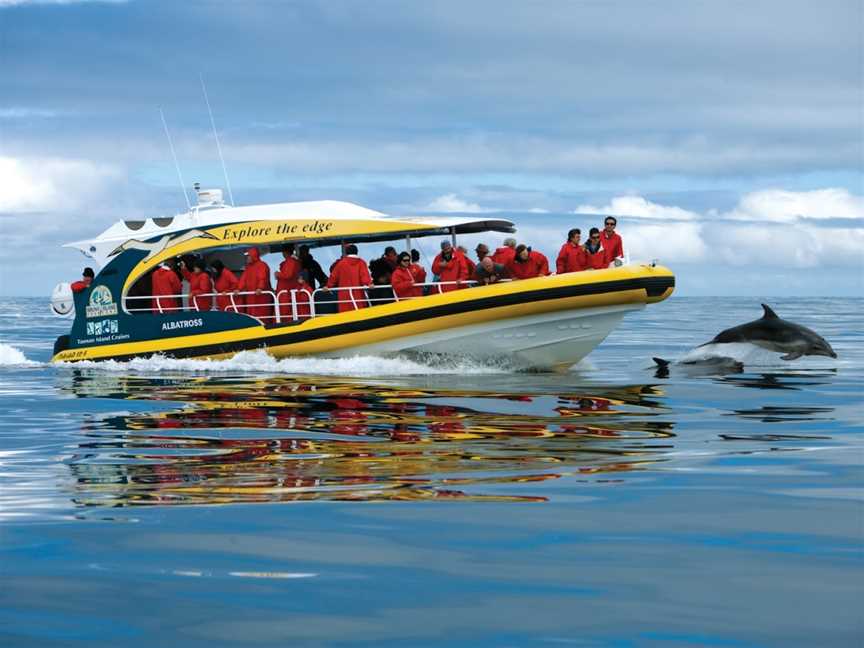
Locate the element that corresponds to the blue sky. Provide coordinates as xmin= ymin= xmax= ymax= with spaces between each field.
xmin=0 ymin=0 xmax=862 ymax=296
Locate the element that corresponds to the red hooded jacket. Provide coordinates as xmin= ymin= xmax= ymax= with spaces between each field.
xmin=214 ymin=267 xmax=239 ymax=312
xmin=506 ymin=251 xmax=550 ymax=280
xmin=391 ymin=266 xmax=421 ymax=299
xmin=556 ymin=242 xmax=588 ymax=273
xmin=432 ymin=249 xmax=470 ymax=292
xmin=409 ymin=262 xmax=427 ymax=285
xmin=491 ymin=246 xmax=516 ymax=266
xmin=71 ymin=276 xmax=92 ymax=293
xmin=326 ymin=256 xmax=372 ymax=312
xmin=601 ymin=231 xmax=624 ymax=265
xmin=152 ymin=266 xmax=182 ymax=313
xmin=584 ymin=243 xmax=607 ymax=269
xmin=275 ymin=256 xmax=303 ymax=319
xmin=238 ymin=247 xmax=274 ymax=319
xmin=181 ymin=268 xmax=214 ymax=311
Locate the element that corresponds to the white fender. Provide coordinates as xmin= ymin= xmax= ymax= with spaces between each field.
xmin=51 ymin=282 xmax=75 ymax=318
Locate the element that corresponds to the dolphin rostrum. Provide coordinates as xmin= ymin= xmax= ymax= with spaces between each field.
xmin=698 ymin=303 xmax=836 ymax=361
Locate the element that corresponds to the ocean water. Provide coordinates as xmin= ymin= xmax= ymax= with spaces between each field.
xmin=0 ymin=296 xmax=861 ymax=647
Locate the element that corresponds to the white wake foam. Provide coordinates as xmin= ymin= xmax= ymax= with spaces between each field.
xmin=0 ymin=343 xmax=40 ymax=367
xmin=679 ymin=342 xmax=797 ymax=366
xmin=59 ymin=349 xmax=512 ymax=376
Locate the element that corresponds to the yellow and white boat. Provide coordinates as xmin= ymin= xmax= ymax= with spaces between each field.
xmin=50 ymin=191 xmax=674 ymax=369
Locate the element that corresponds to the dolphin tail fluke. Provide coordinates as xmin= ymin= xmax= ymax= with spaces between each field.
xmin=761 ymin=303 xmax=779 ymax=319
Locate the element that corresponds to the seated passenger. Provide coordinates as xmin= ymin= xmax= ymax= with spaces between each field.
xmin=211 ymin=260 xmax=239 ymax=312
xmin=368 ymin=246 xmax=398 ymax=306
xmin=584 ymin=228 xmax=607 ymax=269
xmin=474 ymin=257 xmax=508 ymax=285
xmin=506 ymin=244 xmax=550 ymax=280
xmin=182 ymin=258 xmax=214 ymax=311
xmin=152 ymin=261 xmax=182 ymax=313
xmin=491 ymin=237 xmax=517 ymax=265
xmin=556 ymin=228 xmax=588 ymax=273
xmin=391 ymin=252 xmax=422 ymax=299
xmin=325 ymin=244 xmax=372 ymax=312
xmin=293 ymin=270 xmax=313 ymax=320
xmin=71 ymin=267 xmax=95 ymax=293
xmin=432 ymin=241 xmax=471 ymax=292
xmin=475 ymin=243 xmax=490 ymax=263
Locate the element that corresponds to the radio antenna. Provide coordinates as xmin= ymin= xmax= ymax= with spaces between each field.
xmin=159 ymin=107 xmax=191 ymax=210
xmin=200 ymin=74 xmax=235 ymax=206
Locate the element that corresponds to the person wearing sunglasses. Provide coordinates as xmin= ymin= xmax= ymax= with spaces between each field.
xmin=391 ymin=252 xmax=422 ymax=299
xmin=584 ymin=228 xmax=607 ymax=270
xmin=601 ymin=216 xmax=624 ymax=266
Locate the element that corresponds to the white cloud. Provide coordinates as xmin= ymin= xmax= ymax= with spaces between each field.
xmin=574 ymin=195 xmax=699 ymax=220
xmin=0 ymin=0 xmax=125 ymax=6
xmin=423 ymin=193 xmax=492 ymax=213
xmin=723 ymin=188 xmax=864 ymax=223
xmin=0 ymin=156 xmax=120 ymax=212
xmin=0 ymin=107 xmax=63 ymax=119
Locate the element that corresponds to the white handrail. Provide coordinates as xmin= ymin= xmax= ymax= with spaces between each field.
xmin=122 ymin=277 xmax=517 ymax=324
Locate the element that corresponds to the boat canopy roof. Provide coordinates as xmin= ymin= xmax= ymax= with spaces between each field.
xmin=64 ymin=200 xmax=516 ymax=268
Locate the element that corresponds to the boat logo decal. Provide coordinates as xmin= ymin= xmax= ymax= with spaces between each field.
xmin=108 ymin=229 xmax=219 ymax=261
xmin=85 ymin=286 xmax=118 ymax=318
xmin=86 ymin=319 xmax=119 ymax=336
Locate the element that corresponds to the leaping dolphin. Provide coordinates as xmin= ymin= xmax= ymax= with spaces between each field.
xmin=653 ymin=303 xmax=837 ymax=373
xmin=697 ymin=303 xmax=836 ymax=361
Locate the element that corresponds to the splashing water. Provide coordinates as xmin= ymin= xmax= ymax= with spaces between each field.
xmin=0 ymin=343 xmax=41 ymax=367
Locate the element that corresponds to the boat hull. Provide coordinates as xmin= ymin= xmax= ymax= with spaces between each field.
xmin=52 ymin=264 xmax=675 ymax=369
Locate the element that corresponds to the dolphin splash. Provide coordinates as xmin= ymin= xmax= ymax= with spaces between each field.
xmin=654 ymin=303 xmax=837 ymax=374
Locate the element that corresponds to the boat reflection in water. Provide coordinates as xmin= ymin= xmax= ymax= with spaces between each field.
xmin=60 ymin=372 xmax=675 ymax=506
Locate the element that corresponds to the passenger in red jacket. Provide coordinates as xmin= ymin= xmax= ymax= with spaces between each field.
xmin=459 ymin=246 xmax=476 ymax=278
xmin=71 ymin=267 xmax=95 ymax=293
xmin=181 ymin=258 xmax=214 ymax=311
xmin=325 ymin=244 xmax=372 ymax=312
xmin=409 ymin=249 xmax=427 ymax=285
xmin=275 ymin=243 xmax=303 ymax=320
xmin=237 ymin=247 xmax=274 ymax=320
xmin=211 ymin=260 xmax=239 ymax=312
xmin=391 ymin=252 xmax=422 ymax=299
xmin=432 ymin=241 xmax=471 ymax=292
xmin=600 ymin=216 xmax=624 ymax=265
xmin=556 ymin=228 xmax=588 ymax=273
xmin=152 ymin=262 xmax=182 ymax=313
xmin=584 ymin=228 xmax=607 ymax=269
xmin=491 ymin=238 xmax=517 ymax=266
xmin=506 ymin=244 xmax=550 ymax=280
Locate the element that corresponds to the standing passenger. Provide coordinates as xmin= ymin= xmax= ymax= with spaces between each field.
xmin=432 ymin=241 xmax=470 ymax=292
xmin=409 ymin=249 xmax=427 ymax=285
xmin=391 ymin=252 xmax=422 ymax=299
xmin=275 ymin=244 xmax=303 ymax=320
xmin=152 ymin=261 xmax=182 ymax=313
xmin=183 ymin=259 xmax=214 ymax=311
xmin=237 ymin=247 xmax=274 ymax=320
xmin=326 ymin=244 xmax=372 ymax=312
xmin=584 ymin=228 xmax=607 ymax=269
xmin=600 ymin=216 xmax=624 ymax=265
xmin=211 ymin=260 xmax=239 ymax=312
xmin=71 ymin=267 xmax=95 ymax=293
xmin=298 ymin=245 xmax=328 ymax=290
xmin=556 ymin=229 xmax=588 ymax=273
xmin=458 ymin=245 xmax=476 ymax=278
xmin=475 ymin=243 xmax=490 ymax=264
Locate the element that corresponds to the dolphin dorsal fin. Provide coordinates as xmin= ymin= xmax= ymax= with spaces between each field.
xmin=761 ymin=303 xmax=779 ymax=319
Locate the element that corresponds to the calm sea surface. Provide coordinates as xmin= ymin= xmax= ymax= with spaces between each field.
xmin=0 ymin=296 xmax=861 ymax=647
